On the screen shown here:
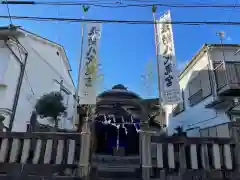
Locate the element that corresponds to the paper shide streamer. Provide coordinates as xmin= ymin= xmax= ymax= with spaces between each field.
xmin=96 ymin=114 xmax=140 ymax=135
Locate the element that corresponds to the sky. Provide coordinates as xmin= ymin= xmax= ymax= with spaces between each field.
xmin=1 ymin=0 xmax=240 ymax=98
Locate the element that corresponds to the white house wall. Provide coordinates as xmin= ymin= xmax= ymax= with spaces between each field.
xmin=0 ymin=42 xmax=21 ymax=128
xmin=0 ymin=33 xmax=75 ymax=132
xmin=167 ymin=50 xmax=230 ymax=136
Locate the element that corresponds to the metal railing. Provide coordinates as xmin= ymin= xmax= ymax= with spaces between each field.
xmin=214 ymin=61 xmax=240 ymax=91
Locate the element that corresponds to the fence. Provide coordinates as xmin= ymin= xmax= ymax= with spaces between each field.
xmin=199 ymin=122 xmax=230 ymax=138
xmin=140 ymin=131 xmax=239 ymax=180
xmin=0 ymin=131 xmax=91 ymax=180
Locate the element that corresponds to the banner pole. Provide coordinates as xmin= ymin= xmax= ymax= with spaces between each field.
xmin=74 ymin=15 xmax=85 ymax=130
xmin=152 ymin=11 xmax=164 ymax=126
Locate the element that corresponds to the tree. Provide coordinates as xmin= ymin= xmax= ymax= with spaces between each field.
xmin=172 ymin=126 xmax=187 ymax=137
xmin=141 ymin=59 xmax=156 ymax=97
xmin=35 ymin=91 xmax=66 ymax=130
xmin=0 ymin=115 xmax=5 ymax=131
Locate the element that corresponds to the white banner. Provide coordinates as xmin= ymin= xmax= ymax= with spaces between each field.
xmin=78 ymin=23 xmax=102 ymax=105
xmin=157 ymin=11 xmax=181 ymax=105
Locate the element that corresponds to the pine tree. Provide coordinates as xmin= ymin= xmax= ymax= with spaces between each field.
xmin=35 ymin=91 xmax=66 ymax=130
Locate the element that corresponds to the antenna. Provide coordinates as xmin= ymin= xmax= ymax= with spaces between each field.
xmin=216 ymin=31 xmax=225 ymax=44
xmin=216 ymin=31 xmax=226 ymax=62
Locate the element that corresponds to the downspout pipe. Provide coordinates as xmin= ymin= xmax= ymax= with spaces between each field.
xmin=4 ymin=38 xmax=28 ymax=131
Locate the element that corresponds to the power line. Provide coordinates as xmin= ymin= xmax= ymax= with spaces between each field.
xmin=3 ymin=0 xmax=240 ymax=9
xmin=4 ymin=0 xmax=13 ymax=24
xmin=228 ymin=0 xmax=239 ymax=21
xmin=3 ymin=15 xmax=240 ymax=25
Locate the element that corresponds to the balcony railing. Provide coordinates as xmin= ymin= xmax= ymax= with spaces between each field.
xmin=214 ymin=61 xmax=240 ymax=95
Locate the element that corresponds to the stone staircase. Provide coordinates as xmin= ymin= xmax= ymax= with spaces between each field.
xmin=90 ymin=155 xmax=141 ymax=180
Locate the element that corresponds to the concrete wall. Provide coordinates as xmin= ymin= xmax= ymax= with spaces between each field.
xmin=0 ymin=32 xmax=75 ymax=132
xmin=167 ymin=46 xmax=237 ymax=136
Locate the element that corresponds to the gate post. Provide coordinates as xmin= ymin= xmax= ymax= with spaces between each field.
xmin=79 ymin=121 xmax=91 ymax=179
xmin=230 ymin=123 xmax=240 ymax=172
xmin=140 ymin=131 xmax=152 ymax=180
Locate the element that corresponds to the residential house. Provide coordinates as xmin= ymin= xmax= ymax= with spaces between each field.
xmin=167 ymin=44 xmax=240 ymax=137
xmin=0 ymin=25 xmax=75 ymax=132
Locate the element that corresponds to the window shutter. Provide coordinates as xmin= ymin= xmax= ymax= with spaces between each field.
xmin=189 ymin=74 xmax=201 ymax=97
xmin=188 ymin=65 xmax=212 ymax=106
xmin=188 ymin=73 xmax=202 ymax=106
xmin=200 ymin=65 xmax=211 ymax=98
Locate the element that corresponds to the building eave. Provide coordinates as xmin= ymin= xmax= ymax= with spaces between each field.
xmin=179 ymin=43 xmax=240 ymax=80
xmin=0 ymin=25 xmax=25 ymax=38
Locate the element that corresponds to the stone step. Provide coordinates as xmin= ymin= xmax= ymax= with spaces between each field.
xmin=97 ymin=172 xmax=140 ymax=179
xmin=97 ymin=178 xmax=141 ymax=180
xmin=92 ymin=162 xmax=140 ymax=168
xmin=90 ymin=167 xmax=141 ymax=180
xmin=92 ymin=155 xmax=140 ymax=165
xmin=0 ymin=175 xmax=81 ymax=180
xmin=97 ymin=166 xmax=136 ymax=172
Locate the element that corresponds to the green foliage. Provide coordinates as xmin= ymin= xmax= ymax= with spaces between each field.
xmin=0 ymin=115 xmax=5 ymax=122
xmin=141 ymin=59 xmax=155 ymax=96
xmin=152 ymin=5 xmax=157 ymax=13
xmin=0 ymin=115 xmax=5 ymax=131
xmin=82 ymin=5 xmax=90 ymax=13
xmin=35 ymin=92 xmax=66 ymax=128
xmin=173 ymin=126 xmax=187 ymax=136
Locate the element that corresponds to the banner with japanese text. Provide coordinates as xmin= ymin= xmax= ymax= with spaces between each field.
xmin=157 ymin=11 xmax=182 ymax=105
xmin=78 ymin=23 xmax=102 ymax=105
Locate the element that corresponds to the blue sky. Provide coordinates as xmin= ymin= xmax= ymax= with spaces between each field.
xmin=1 ymin=0 xmax=239 ymax=98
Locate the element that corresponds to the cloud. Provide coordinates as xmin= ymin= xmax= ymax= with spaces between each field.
xmin=227 ymin=36 xmax=232 ymax=41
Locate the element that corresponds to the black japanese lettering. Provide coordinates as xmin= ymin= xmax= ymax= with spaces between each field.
xmin=88 ymin=37 xmax=96 ymax=46
xmin=164 ymin=63 xmax=172 ymax=76
xmin=165 ymin=75 xmax=173 ymax=87
xmin=85 ymin=77 xmax=92 ymax=87
xmin=86 ymin=47 xmax=96 ymax=57
xmin=85 ymin=55 xmax=95 ymax=66
xmin=161 ymin=24 xmax=170 ymax=34
xmin=163 ymin=54 xmax=172 ymax=65
xmin=88 ymin=27 xmax=97 ymax=37
xmin=88 ymin=26 xmax=100 ymax=45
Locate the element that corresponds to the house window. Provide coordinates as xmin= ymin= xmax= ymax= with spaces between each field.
xmin=172 ymin=90 xmax=185 ymax=117
xmin=188 ymin=65 xmax=212 ymax=106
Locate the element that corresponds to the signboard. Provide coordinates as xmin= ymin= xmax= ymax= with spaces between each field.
xmin=78 ymin=23 xmax=102 ymax=105
xmin=157 ymin=11 xmax=181 ymax=105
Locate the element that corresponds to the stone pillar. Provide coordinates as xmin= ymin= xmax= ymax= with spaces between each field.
xmin=140 ymin=131 xmax=152 ymax=180
xmin=79 ymin=120 xmax=91 ymax=179
xmin=231 ymin=123 xmax=240 ymax=172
